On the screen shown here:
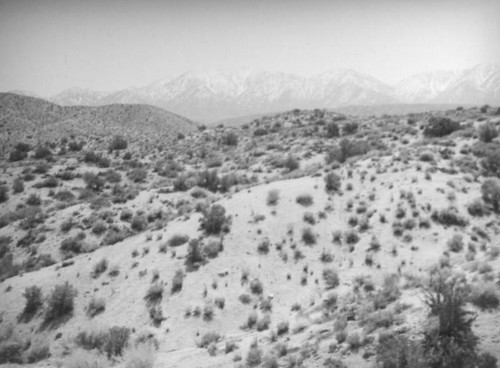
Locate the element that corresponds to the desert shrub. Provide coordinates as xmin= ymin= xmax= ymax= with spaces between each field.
xmin=109 ymin=135 xmax=128 ymax=151
xmin=478 ymin=352 xmax=498 ymax=368
xmin=478 ymin=123 xmax=498 ymax=143
xmin=144 ymin=283 xmax=164 ymax=306
xmin=200 ymin=204 xmax=229 ymax=235
xmin=469 ymin=285 xmax=499 ymax=310
xmin=346 ymin=332 xmax=362 ymax=351
xmin=12 ymin=179 xmax=24 ymax=194
xmin=34 ymin=145 xmax=52 ymax=159
xmin=344 ymin=229 xmax=359 ymax=244
xmin=86 ymin=297 xmax=106 ymax=318
xmin=468 ymin=199 xmax=489 ymax=217
xmin=423 ymin=116 xmax=461 ymax=137
xmin=131 ymin=215 xmax=147 ymax=232
xmin=376 ymin=332 xmax=423 ymax=368
xmin=222 ymin=131 xmax=238 ymax=146
xmin=422 ymin=270 xmax=478 ymax=368
xmin=254 ymin=128 xmax=268 ymax=136
xmin=83 ymin=172 xmax=105 ymax=192
xmin=481 ymin=146 xmax=500 ymax=177
xmin=246 ymin=344 xmax=263 ymax=366
xmin=283 ymin=155 xmax=299 ymax=171
xmin=186 ymin=239 xmax=205 ymax=268
xmin=303 ymin=212 xmax=316 ymax=225
xmin=122 ymin=343 xmax=156 ymax=368
xmin=171 ymin=269 xmax=184 ymax=293
xmin=197 ymin=169 xmax=219 ymax=192
xmin=250 ymin=279 xmax=263 ymax=295
xmin=239 ymin=293 xmax=252 ymax=304
xmin=63 ymin=349 xmax=109 ymax=368
xmin=257 ymin=238 xmax=270 ymax=254
xmin=198 ymin=331 xmax=220 ymax=348
xmin=204 ymin=240 xmax=222 ymax=258
xmin=9 ymin=149 xmax=28 ymax=162
xmin=296 ymin=194 xmax=313 ymax=206
xmin=267 ymin=189 xmax=280 ymax=206
xmin=322 ymin=268 xmax=339 ymax=289
xmin=104 ymin=169 xmax=121 ymax=183
xmin=168 ymin=234 xmax=189 ymax=247
xmin=0 ymin=186 xmax=8 ymax=203
xmin=128 ymin=168 xmax=147 ymax=183
xmin=326 ymin=122 xmax=340 ymax=138
xmin=75 ymin=326 xmax=130 ymax=358
xmin=256 ymin=314 xmax=271 ymax=331
xmin=302 ymin=227 xmax=316 ymax=245
xmin=447 ymin=234 xmax=464 ymax=252
xmin=23 ymin=337 xmax=50 ymax=363
xmin=431 ymin=207 xmax=468 ymax=227
xmin=19 ymin=285 xmax=43 ymax=321
xmin=0 ymin=340 xmax=24 ymax=364
xmin=481 ymin=178 xmax=500 ymax=211
xmin=343 ymin=122 xmax=358 ymax=135
xmin=326 ymin=138 xmax=369 ymax=163
xmin=103 ymin=226 xmax=131 ymax=245
xmin=44 ymin=282 xmax=77 ymax=324
xmin=92 ymin=258 xmax=108 ymax=278
xmin=419 ymin=151 xmax=434 ymax=162
xmin=324 ymin=172 xmax=341 ymax=192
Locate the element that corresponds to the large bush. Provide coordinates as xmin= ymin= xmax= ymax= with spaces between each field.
xmin=481 ymin=178 xmax=500 ymax=211
xmin=109 ymin=136 xmax=128 ymax=151
xmin=478 ymin=123 xmax=498 ymax=143
xmin=423 ymin=116 xmax=461 ymax=137
xmin=200 ymin=205 xmax=229 ymax=235
xmin=44 ymin=282 xmax=77 ymax=324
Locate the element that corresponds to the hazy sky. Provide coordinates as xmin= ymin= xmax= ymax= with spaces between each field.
xmin=1 ymin=0 xmax=499 ymax=96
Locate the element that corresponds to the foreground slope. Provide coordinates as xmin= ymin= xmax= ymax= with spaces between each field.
xmin=0 ymin=106 xmax=500 ymax=367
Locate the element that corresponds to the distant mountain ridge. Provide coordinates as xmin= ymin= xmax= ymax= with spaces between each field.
xmin=9 ymin=64 xmax=500 ymax=122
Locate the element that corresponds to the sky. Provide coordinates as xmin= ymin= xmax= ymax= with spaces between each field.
xmin=0 ymin=0 xmax=499 ymax=96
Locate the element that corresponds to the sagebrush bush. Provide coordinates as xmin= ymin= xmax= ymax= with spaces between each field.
xmin=469 ymin=284 xmax=499 ymax=310
xmin=302 ymin=227 xmax=316 ymax=245
xmin=431 ymin=207 xmax=468 ymax=227
xmin=200 ymin=204 xmax=229 ymax=235
xmin=75 ymin=326 xmax=130 ymax=358
xmin=266 ymin=189 xmax=280 ymax=206
xmin=322 ymin=268 xmax=339 ymax=289
xmin=44 ymin=282 xmax=77 ymax=324
xmin=481 ymin=178 xmax=500 ymax=211
xmin=20 ymin=285 xmax=43 ymax=320
xmin=171 ymin=269 xmax=184 ymax=293
xmin=324 ymin=172 xmax=341 ymax=192
xmin=423 ymin=116 xmax=461 ymax=137
xmin=296 ymin=194 xmax=313 ymax=206
xmin=92 ymin=258 xmax=108 ymax=278
xmin=86 ymin=297 xmax=106 ymax=318
xmin=109 ymin=135 xmax=128 ymax=150
xmin=144 ymin=283 xmax=164 ymax=306
xmin=478 ymin=123 xmax=498 ymax=143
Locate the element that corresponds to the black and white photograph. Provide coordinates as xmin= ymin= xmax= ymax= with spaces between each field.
xmin=0 ymin=0 xmax=499 ymax=367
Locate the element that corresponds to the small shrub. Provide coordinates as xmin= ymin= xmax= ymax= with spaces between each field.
xmin=323 ymin=268 xmax=339 ymax=289
xmin=109 ymin=135 xmax=128 ymax=150
xmin=250 ymin=279 xmax=263 ymax=295
xmin=168 ymin=234 xmax=189 ymax=247
xmin=296 ymin=194 xmax=313 ymax=206
xmin=423 ymin=116 xmax=460 ymax=137
xmin=171 ymin=269 xmax=184 ymax=293
xmin=200 ymin=204 xmax=229 ymax=235
xmin=478 ymin=123 xmax=498 ymax=143
xmin=470 ymin=285 xmax=499 ymax=310
xmin=92 ymin=258 xmax=108 ymax=278
xmin=20 ymin=285 xmax=43 ymax=320
xmin=267 ymin=189 xmax=280 ymax=206
xmin=302 ymin=227 xmax=316 ymax=245
xmin=86 ymin=297 xmax=106 ymax=317
xmin=144 ymin=283 xmax=164 ymax=306
xmin=324 ymin=172 xmax=341 ymax=192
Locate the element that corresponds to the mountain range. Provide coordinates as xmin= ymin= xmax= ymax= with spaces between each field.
xmin=10 ymin=64 xmax=500 ymax=122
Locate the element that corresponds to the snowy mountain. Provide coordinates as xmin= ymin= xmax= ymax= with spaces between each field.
xmin=25 ymin=64 xmax=500 ymax=121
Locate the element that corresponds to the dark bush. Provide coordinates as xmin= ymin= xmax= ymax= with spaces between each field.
xmin=200 ymin=204 xmax=229 ymax=235
xmin=423 ymin=116 xmax=461 ymax=137
xmin=34 ymin=146 xmax=52 ymax=159
xmin=168 ymin=234 xmax=189 ymax=247
xmin=481 ymin=178 xmax=500 ymax=211
xmin=431 ymin=207 xmax=468 ymax=227
xmin=324 ymin=172 xmax=341 ymax=192
xmin=171 ymin=269 xmax=184 ymax=293
xmin=131 ymin=215 xmax=147 ymax=232
xmin=83 ymin=172 xmax=105 ymax=192
xmin=44 ymin=282 xmax=77 ymax=324
xmin=222 ymin=131 xmax=238 ymax=146
xmin=127 ymin=168 xmax=147 ymax=183
xmin=75 ymin=326 xmax=130 ymax=358
xmin=478 ymin=123 xmax=498 ymax=143
xmin=109 ymin=135 xmax=128 ymax=151
xmin=0 ymin=186 xmax=8 ymax=203
xmin=342 ymin=122 xmax=359 ymax=135
xmin=326 ymin=122 xmax=340 ymax=138
xmin=20 ymin=285 xmax=43 ymax=320
xmin=9 ymin=149 xmax=27 ymax=162
xmin=283 ymin=155 xmax=299 ymax=172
